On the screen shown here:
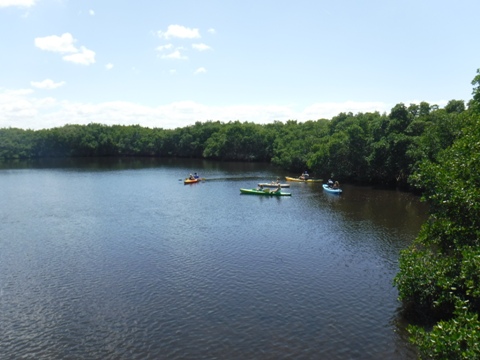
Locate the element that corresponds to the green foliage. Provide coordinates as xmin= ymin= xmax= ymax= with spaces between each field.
xmin=364 ymin=106 xmax=419 ymax=187
xmin=445 ymin=100 xmax=466 ymax=114
xmin=409 ymin=300 xmax=480 ymax=360
xmin=271 ymin=120 xmax=329 ymax=172
xmin=307 ymin=113 xmax=371 ymax=181
xmin=388 ymin=103 xmax=412 ymax=133
xmin=470 ymin=68 xmax=480 ymax=113
xmin=395 ymin=235 xmax=458 ymax=315
xmin=169 ymin=121 xmax=223 ymax=158
xmin=0 ymin=128 xmax=36 ymax=159
xmin=395 ymin=105 xmax=480 ymax=357
xmin=202 ymin=121 xmax=271 ymax=161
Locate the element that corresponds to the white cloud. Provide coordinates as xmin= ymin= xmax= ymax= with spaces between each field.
xmin=3 ymin=87 xmax=426 ymax=131
xmin=62 ymin=46 xmax=95 ymax=65
xmin=157 ymin=45 xmax=189 ymax=60
xmin=161 ymin=50 xmax=187 ymax=60
xmin=89 ymin=9 xmax=94 ymax=16
xmin=0 ymin=0 xmax=36 ymax=7
xmin=0 ymin=88 xmax=44 ymax=126
xmin=31 ymin=79 xmax=65 ymax=89
xmin=1 ymin=89 xmax=294 ymax=129
xmin=157 ymin=25 xmax=200 ymax=40
xmin=194 ymin=67 xmax=206 ymax=75
xmin=35 ymin=33 xmax=95 ymax=65
xmin=34 ymin=33 xmax=78 ymax=53
xmin=302 ymin=101 xmax=390 ymax=119
xmin=207 ymin=28 xmax=216 ymax=34
xmin=156 ymin=44 xmax=173 ymax=52
xmin=105 ymin=63 xmax=114 ymax=70
xmin=192 ymin=43 xmax=211 ymax=51
xmin=4 ymin=88 xmax=34 ymax=96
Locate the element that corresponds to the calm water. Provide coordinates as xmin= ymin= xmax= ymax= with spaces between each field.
xmin=0 ymin=158 xmax=428 ymax=359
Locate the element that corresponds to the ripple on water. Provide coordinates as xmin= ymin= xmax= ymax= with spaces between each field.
xmin=0 ymin=165 xmax=425 ymax=359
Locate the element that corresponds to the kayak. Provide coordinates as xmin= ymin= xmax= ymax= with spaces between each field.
xmin=240 ymin=188 xmax=292 ymax=196
xmin=184 ymin=178 xmax=202 ymax=184
xmin=285 ymin=176 xmax=323 ymax=183
xmin=323 ymin=184 xmax=343 ymax=194
xmin=257 ymin=182 xmax=290 ymax=188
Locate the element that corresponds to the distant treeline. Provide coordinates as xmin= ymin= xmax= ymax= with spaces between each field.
xmin=0 ymin=96 xmax=473 ymax=189
xmin=2 ymin=69 xmax=480 ymax=357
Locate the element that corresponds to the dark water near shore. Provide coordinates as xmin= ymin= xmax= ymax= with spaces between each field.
xmin=0 ymin=158 xmax=428 ymax=359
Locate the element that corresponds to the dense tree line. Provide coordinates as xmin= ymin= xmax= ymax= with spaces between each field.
xmin=0 ymin=96 xmax=469 ymax=189
xmin=2 ymin=69 xmax=480 ymax=358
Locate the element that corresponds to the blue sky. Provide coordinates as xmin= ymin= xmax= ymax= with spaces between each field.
xmin=1 ymin=0 xmax=479 ymax=130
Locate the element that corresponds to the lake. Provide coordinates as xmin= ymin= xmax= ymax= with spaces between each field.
xmin=0 ymin=158 xmax=428 ymax=359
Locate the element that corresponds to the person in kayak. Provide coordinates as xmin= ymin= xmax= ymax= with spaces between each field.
xmin=257 ymin=184 xmax=264 ymax=191
xmin=193 ymin=172 xmax=199 ymax=179
xmin=272 ymin=183 xmax=282 ymax=193
xmin=300 ymin=171 xmax=309 ymax=180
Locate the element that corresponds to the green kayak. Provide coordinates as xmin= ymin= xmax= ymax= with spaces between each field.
xmin=240 ymin=188 xmax=292 ymax=196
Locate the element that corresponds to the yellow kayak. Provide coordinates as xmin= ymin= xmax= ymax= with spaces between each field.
xmin=285 ymin=176 xmax=322 ymax=183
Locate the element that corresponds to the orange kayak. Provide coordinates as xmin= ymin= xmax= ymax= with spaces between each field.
xmin=184 ymin=178 xmax=202 ymax=184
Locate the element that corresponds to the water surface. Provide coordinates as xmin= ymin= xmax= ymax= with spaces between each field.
xmin=0 ymin=158 xmax=427 ymax=359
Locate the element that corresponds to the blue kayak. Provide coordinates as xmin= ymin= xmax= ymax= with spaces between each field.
xmin=323 ymin=184 xmax=342 ymax=194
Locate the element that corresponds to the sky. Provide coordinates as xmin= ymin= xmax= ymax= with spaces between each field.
xmin=1 ymin=0 xmax=480 ymax=130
